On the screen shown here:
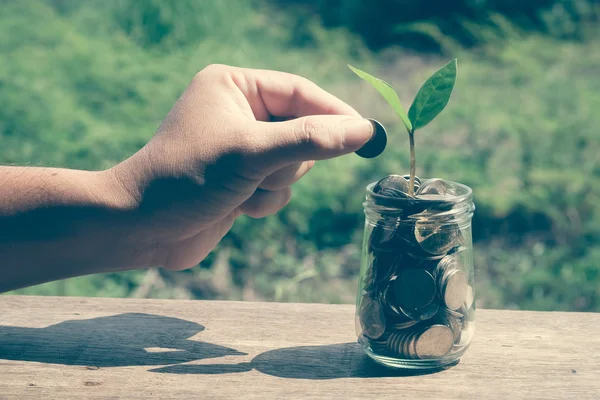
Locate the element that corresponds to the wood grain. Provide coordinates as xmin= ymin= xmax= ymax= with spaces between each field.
xmin=0 ymin=296 xmax=599 ymax=399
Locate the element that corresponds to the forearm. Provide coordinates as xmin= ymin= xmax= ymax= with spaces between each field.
xmin=0 ymin=166 xmax=150 ymax=293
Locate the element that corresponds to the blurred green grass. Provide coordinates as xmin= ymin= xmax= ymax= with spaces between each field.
xmin=2 ymin=0 xmax=599 ymax=311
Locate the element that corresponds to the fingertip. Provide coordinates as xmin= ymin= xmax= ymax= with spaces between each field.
xmin=341 ymin=118 xmax=375 ymax=148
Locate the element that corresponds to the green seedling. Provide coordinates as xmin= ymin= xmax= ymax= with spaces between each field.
xmin=348 ymin=59 xmax=457 ymax=196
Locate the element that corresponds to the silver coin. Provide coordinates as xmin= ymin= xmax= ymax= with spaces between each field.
xmin=402 ymin=174 xmax=421 ymax=186
xmin=359 ymin=295 xmax=387 ymax=339
xmin=434 ymin=255 xmax=469 ymax=311
xmin=447 ymin=308 xmax=464 ymax=319
xmin=404 ymin=333 xmax=418 ymax=359
xmin=442 ymin=269 xmax=468 ymax=311
xmin=373 ymin=174 xmax=411 ymax=196
xmin=415 ymin=178 xmax=447 ymax=196
xmin=414 ymin=219 xmax=459 ymax=255
xmin=414 ymin=324 xmax=454 ymax=359
xmin=437 ymin=311 xmax=462 ymax=343
xmin=407 ymin=334 xmax=419 ymax=359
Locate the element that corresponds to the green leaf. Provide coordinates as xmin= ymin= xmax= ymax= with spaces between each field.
xmin=408 ymin=59 xmax=457 ymax=130
xmin=348 ymin=64 xmax=412 ymax=132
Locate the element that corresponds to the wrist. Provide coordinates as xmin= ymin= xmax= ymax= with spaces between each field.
xmin=93 ymin=167 xmax=159 ymax=270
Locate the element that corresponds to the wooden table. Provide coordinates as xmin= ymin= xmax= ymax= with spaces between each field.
xmin=1 ymin=296 xmax=599 ymax=399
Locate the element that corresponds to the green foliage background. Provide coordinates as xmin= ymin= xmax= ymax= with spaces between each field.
xmin=3 ymin=0 xmax=599 ymax=311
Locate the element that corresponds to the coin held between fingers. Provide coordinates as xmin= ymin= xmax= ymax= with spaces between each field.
xmin=354 ymin=119 xmax=387 ymax=158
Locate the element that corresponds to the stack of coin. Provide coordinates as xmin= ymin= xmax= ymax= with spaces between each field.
xmin=358 ymin=175 xmax=475 ymax=360
xmin=386 ymin=324 xmax=454 ymax=360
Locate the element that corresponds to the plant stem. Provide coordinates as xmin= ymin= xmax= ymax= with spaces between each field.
xmin=408 ymin=129 xmax=416 ymax=196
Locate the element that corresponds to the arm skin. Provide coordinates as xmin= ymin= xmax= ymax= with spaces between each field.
xmin=0 ymin=64 xmax=373 ymax=293
xmin=0 ymin=167 xmax=147 ymax=292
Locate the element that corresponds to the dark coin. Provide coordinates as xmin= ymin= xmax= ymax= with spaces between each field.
xmin=363 ymin=254 xmax=398 ymax=292
xmin=391 ymin=319 xmax=419 ymax=330
xmin=401 ymin=299 xmax=440 ymax=321
xmin=369 ymin=225 xmax=400 ymax=253
xmin=355 ymin=119 xmax=387 ymax=159
xmin=379 ymin=284 xmax=404 ymax=317
xmin=388 ymin=313 xmax=420 ymax=330
xmin=359 ymin=295 xmax=387 ymax=340
xmin=391 ymin=269 xmax=436 ymax=311
xmin=414 ymin=324 xmax=454 ymax=359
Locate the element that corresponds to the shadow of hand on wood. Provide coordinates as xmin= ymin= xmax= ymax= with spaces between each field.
xmin=0 ymin=313 xmax=245 ymax=367
xmin=150 ymin=342 xmax=453 ymax=379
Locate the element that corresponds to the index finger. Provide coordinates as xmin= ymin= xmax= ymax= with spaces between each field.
xmin=227 ymin=66 xmax=362 ymax=121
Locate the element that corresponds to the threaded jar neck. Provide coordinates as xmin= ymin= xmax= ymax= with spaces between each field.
xmin=363 ymin=180 xmax=475 ymax=229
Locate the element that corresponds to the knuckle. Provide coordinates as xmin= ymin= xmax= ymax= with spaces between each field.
xmin=299 ymin=118 xmax=328 ymax=150
xmin=193 ymin=64 xmax=230 ymax=83
xmin=299 ymin=118 xmax=341 ymax=151
xmin=203 ymin=63 xmax=229 ymax=74
xmin=282 ymin=188 xmax=292 ymax=206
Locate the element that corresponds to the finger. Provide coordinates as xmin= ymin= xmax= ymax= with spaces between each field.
xmin=163 ymin=210 xmax=238 ymax=271
xmin=239 ymin=187 xmax=292 ymax=219
xmin=249 ymin=115 xmax=374 ymax=171
xmin=259 ymin=161 xmax=314 ymax=191
xmin=226 ymin=66 xmax=362 ymax=121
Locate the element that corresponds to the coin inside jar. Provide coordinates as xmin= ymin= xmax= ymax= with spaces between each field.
xmin=401 ymin=299 xmax=440 ymax=321
xmin=364 ymin=254 xmax=398 ymax=291
xmin=369 ymin=225 xmax=400 ymax=253
xmin=373 ymin=174 xmax=412 ymax=198
xmin=441 ymin=269 xmax=468 ymax=311
xmin=402 ymin=175 xmax=421 ymax=186
xmin=359 ymin=295 xmax=387 ymax=339
xmin=435 ymin=255 xmax=469 ymax=311
xmin=414 ymin=324 xmax=454 ymax=359
xmin=391 ymin=269 xmax=436 ymax=311
xmin=414 ymin=219 xmax=459 ymax=255
xmin=436 ymin=311 xmax=462 ymax=342
xmin=416 ymin=178 xmax=447 ymax=196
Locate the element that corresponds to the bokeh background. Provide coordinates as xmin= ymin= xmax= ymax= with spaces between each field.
xmin=3 ymin=0 xmax=599 ymax=311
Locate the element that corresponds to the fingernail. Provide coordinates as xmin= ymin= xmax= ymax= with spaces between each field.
xmin=341 ymin=118 xmax=374 ymax=147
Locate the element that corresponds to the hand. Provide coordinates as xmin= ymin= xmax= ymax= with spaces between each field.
xmin=111 ymin=64 xmax=374 ymax=271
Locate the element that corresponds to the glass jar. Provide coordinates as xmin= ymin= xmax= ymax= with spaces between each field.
xmin=355 ymin=178 xmax=475 ymax=370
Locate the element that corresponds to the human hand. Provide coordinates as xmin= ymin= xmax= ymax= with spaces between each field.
xmin=110 ymin=64 xmax=374 ymax=271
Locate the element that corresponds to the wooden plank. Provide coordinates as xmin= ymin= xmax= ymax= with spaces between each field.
xmin=0 ymin=295 xmax=599 ymax=399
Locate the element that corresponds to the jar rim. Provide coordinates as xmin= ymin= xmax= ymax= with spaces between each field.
xmin=365 ymin=179 xmax=473 ymax=206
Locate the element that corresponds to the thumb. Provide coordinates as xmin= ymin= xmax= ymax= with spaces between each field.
xmin=253 ymin=115 xmax=374 ymax=170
